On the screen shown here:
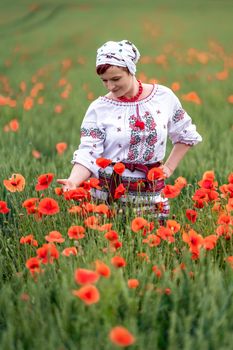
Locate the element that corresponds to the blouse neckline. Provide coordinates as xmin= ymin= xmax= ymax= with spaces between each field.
xmin=99 ymin=84 xmax=158 ymax=106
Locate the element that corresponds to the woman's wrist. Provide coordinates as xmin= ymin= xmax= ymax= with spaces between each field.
xmin=164 ymin=163 xmax=174 ymax=172
xmin=163 ymin=164 xmax=174 ymax=178
xmin=67 ymin=177 xmax=79 ymax=187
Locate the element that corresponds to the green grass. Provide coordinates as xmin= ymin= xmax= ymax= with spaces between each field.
xmin=0 ymin=1 xmax=233 ymax=349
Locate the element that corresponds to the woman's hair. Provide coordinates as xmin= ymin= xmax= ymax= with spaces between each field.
xmin=96 ymin=64 xmax=130 ymax=75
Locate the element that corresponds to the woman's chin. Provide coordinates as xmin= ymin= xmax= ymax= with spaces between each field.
xmin=112 ymin=90 xmax=120 ymax=95
xmin=111 ymin=92 xmax=122 ymax=99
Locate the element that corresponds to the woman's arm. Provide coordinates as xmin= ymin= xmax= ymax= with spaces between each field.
xmin=57 ymin=163 xmax=91 ymax=191
xmin=162 ymin=143 xmax=191 ymax=178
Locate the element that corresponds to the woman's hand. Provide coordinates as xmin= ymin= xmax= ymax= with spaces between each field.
xmin=56 ymin=178 xmax=77 ymax=191
xmin=161 ymin=164 xmax=174 ymax=178
xmin=57 ymin=164 xmax=91 ymax=192
xmin=162 ymin=143 xmax=191 ymax=178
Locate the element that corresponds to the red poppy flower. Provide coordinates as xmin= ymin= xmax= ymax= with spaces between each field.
xmin=98 ymin=223 xmax=113 ymax=232
xmin=162 ymin=184 xmax=181 ymax=198
xmin=94 ymin=204 xmax=111 ymax=216
xmin=95 ymin=260 xmax=111 ymax=278
xmin=81 ymin=202 xmax=96 ymax=214
xmin=228 ymin=173 xmax=233 ymax=184
xmin=164 ymin=288 xmax=171 ymax=295
xmin=110 ymin=240 xmax=123 ymax=250
xmin=0 ymin=95 xmax=8 ymax=106
xmin=73 ymin=284 xmax=100 ymax=305
xmin=216 ymin=69 xmax=229 ymax=81
xmin=166 ymin=220 xmax=180 ymax=233
xmin=62 ymin=247 xmax=78 ymax=257
xmin=171 ymin=82 xmax=180 ymax=92
xmin=20 ymin=293 xmax=30 ymax=302
xmin=104 ymin=230 xmax=119 ymax=241
xmin=82 ymin=178 xmax=101 ymax=190
xmin=109 ymin=326 xmax=135 ymax=347
xmin=89 ymin=178 xmax=101 ymax=189
xmin=208 ymin=189 xmax=219 ymax=201
xmin=212 ymin=201 xmax=222 ymax=212
xmin=84 ymin=216 xmax=100 ymax=229
xmin=220 ymin=184 xmax=233 ymax=198
xmin=152 ymin=265 xmax=163 ymax=278
xmin=68 ymin=205 xmax=82 ymax=214
xmin=35 ymin=173 xmax=54 ymax=191
xmin=32 ymin=149 xmax=41 ymax=159
xmin=54 ymin=187 xmax=63 ymax=196
xmin=45 ymin=231 xmax=65 ymax=243
xmin=9 ymin=119 xmax=19 ymax=132
xmin=38 ymin=197 xmax=59 ymax=215
xmin=147 ymin=167 xmax=165 ymax=181
xmin=114 ymin=183 xmax=126 ymax=199
xmin=68 ymin=225 xmax=85 ymax=239
xmin=54 ymin=104 xmax=63 ymax=113
xmin=217 ymin=214 xmax=231 ymax=225
xmin=74 ymin=268 xmax=99 ymax=285
xmin=143 ymin=234 xmax=161 ymax=247
xmin=225 ymin=256 xmax=233 ymax=268
xmin=26 ymin=257 xmax=41 ymax=270
xmin=63 ymin=188 xmax=89 ymax=201
xmin=113 ymin=163 xmax=125 ymax=175
xmin=22 ymin=198 xmax=39 ymax=214
xmin=36 ymin=243 xmax=59 ymax=264
xmin=216 ymin=224 xmax=232 ymax=238
xmin=24 ymin=96 xmax=34 ymax=110
xmin=202 ymin=235 xmax=218 ymax=250
xmin=192 ymin=188 xmax=210 ymax=208
xmin=182 ymin=229 xmax=203 ymax=253
xmin=198 ymin=171 xmax=218 ymax=190
xmin=0 ymin=201 xmax=10 ymax=214
xmin=175 ymin=176 xmax=187 ymax=189
xmin=131 ymin=217 xmax=149 ymax=232
xmin=3 ymin=173 xmax=25 ymax=192
xmin=127 ymin=279 xmax=139 ymax=289
xmin=186 ymin=209 xmax=198 ymax=223
xmin=96 ymin=157 xmax=112 ymax=168
xmin=226 ymin=198 xmax=233 ymax=212
xmin=20 ymin=234 xmax=38 ymax=247
xmin=56 ymin=142 xmax=67 ymax=155
xmin=181 ymin=91 xmax=202 ymax=105
xmin=228 ymin=95 xmax=233 ymax=104
xmin=157 ymin=226 xmax=175 ymax=243
xmin=111 ymin=256 xmax=126 ymax=268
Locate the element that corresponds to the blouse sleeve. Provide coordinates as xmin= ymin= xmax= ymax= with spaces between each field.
xmin=71 ymin=103 xmax=105 ymax=178
xmin=167 ymin=91 xmax=202 ymax=146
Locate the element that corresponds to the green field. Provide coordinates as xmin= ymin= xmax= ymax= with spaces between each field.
xmin=0 ymin=1 xmax=233 ymax=349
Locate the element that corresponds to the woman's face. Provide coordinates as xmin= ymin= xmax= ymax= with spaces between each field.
xmin=100 ymin=66 xmax=134 ymax=98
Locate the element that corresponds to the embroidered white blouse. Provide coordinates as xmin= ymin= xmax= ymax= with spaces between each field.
xmin=72 ymin=84 xmax=202 ymax=179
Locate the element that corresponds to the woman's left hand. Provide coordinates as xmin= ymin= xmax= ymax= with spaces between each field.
xmin=161 ymin=164 xmax=174 ymax=178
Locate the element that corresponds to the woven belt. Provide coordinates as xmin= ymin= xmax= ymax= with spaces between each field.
xmin=98 ymin=161 xmax=163 ymax=204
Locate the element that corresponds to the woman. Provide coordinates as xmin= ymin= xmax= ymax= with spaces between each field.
xmin=57 ymin=40 xmax=202 ymax=221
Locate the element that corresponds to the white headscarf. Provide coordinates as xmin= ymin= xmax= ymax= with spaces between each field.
xmin=96 ymin=40 xmax=140 ymax=75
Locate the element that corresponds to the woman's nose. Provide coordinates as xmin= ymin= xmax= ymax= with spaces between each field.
xmin=107 ymin=81 xmax=115 ymax=91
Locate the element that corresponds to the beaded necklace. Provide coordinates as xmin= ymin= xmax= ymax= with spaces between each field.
xmin=118 ymin=80 xmax=143 ymax=102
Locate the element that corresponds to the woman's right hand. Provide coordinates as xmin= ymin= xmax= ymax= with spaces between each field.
xmin=56 ymin=178 xmax=77 ymax=192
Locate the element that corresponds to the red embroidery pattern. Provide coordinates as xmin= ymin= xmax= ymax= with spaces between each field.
xmin=127 ymin=111 xmax=157 ymax=162
xmin=172 ymin=109 xmax=185 ymax=123
xmin=81 ymin=127 xmax=105 ymax=139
